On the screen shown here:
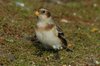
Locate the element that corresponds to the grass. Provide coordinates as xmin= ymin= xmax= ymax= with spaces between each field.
xmin=0 ymin=0 xmax=100 ymax=66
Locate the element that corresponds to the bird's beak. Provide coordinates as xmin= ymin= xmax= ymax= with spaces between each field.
xmin=35 ymin=11 xmax=39 ymax=16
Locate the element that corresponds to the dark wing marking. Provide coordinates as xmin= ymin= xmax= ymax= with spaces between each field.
xmin=31 ymin=35 xmax=40 ymax=43
xmin=56 ymin=25 xmax=67 ymax=49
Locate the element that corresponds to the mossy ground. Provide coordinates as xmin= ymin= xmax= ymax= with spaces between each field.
xmin=0 ymin=0 xmax=100 ymax=66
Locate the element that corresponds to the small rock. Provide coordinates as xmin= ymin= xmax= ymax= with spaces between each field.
xmin=16 ymin=2 xmax=25 ymax=7
xmin=56 ymin=1 xmax=63 ymax=4
xmin=61 ymin=19 xmax=69 ymax=23
xmin=95 ymin=60 xmax=100 ymax=64
xmin=73 ymin=12 xmax=77 ymax=16
xmin=68 ymin=65 xmax=71 ymax=66
xmin=93 ymin=3 xmax=98 ymax=7
xmin=63 ymin=64 xmax=67 ymax=66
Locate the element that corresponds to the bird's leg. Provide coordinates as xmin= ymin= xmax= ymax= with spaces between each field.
xmin=31 ymin=35 xmax=37 ymax=41
xmin=33 ymin=48 xmax=45 ymax=57
xmin=53 ymin=50 xmax=60 ymax=60
xmin=31 ymin=35 xmax=40 ymax=43
xmin=66 ymin=48 xmax=73 ymax=52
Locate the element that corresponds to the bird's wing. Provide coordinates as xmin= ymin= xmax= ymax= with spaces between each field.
xmin=56 ymin=25 xmax=67 ymax=48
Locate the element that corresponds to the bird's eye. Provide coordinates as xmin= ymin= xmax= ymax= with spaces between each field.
xmin=41 ymin=10 xmax=45 ymax=14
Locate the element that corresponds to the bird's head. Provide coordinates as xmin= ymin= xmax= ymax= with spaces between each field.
xmin=35 ymin=8 xmax=51 ymax=21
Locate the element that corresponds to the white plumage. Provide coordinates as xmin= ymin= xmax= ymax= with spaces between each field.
xmin=35 ymin=8 xmax=67 ymax=50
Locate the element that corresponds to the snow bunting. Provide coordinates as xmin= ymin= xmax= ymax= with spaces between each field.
xmin=34 ymin=8 xmax=68 ymax=50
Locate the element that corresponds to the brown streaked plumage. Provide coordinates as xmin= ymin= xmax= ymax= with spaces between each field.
xmin=36 ymin=24 xmax=55 ymax=31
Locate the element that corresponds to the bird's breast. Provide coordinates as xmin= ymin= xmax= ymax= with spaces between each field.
xmin=36 ymin=23 xmax=55 ymax=31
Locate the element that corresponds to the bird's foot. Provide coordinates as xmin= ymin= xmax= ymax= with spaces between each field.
xmin=33 ymin=50 xmax=43 ymax=57
xmin=66 ymin=48 xmax=73 ymax=52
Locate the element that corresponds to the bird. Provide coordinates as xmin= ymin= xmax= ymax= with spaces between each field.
xmin=34 ymin=8 xmax=68 ymax=51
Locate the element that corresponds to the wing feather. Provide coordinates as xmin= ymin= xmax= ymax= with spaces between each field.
xmin=56 ymin=25 xmax=68 ymax=48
